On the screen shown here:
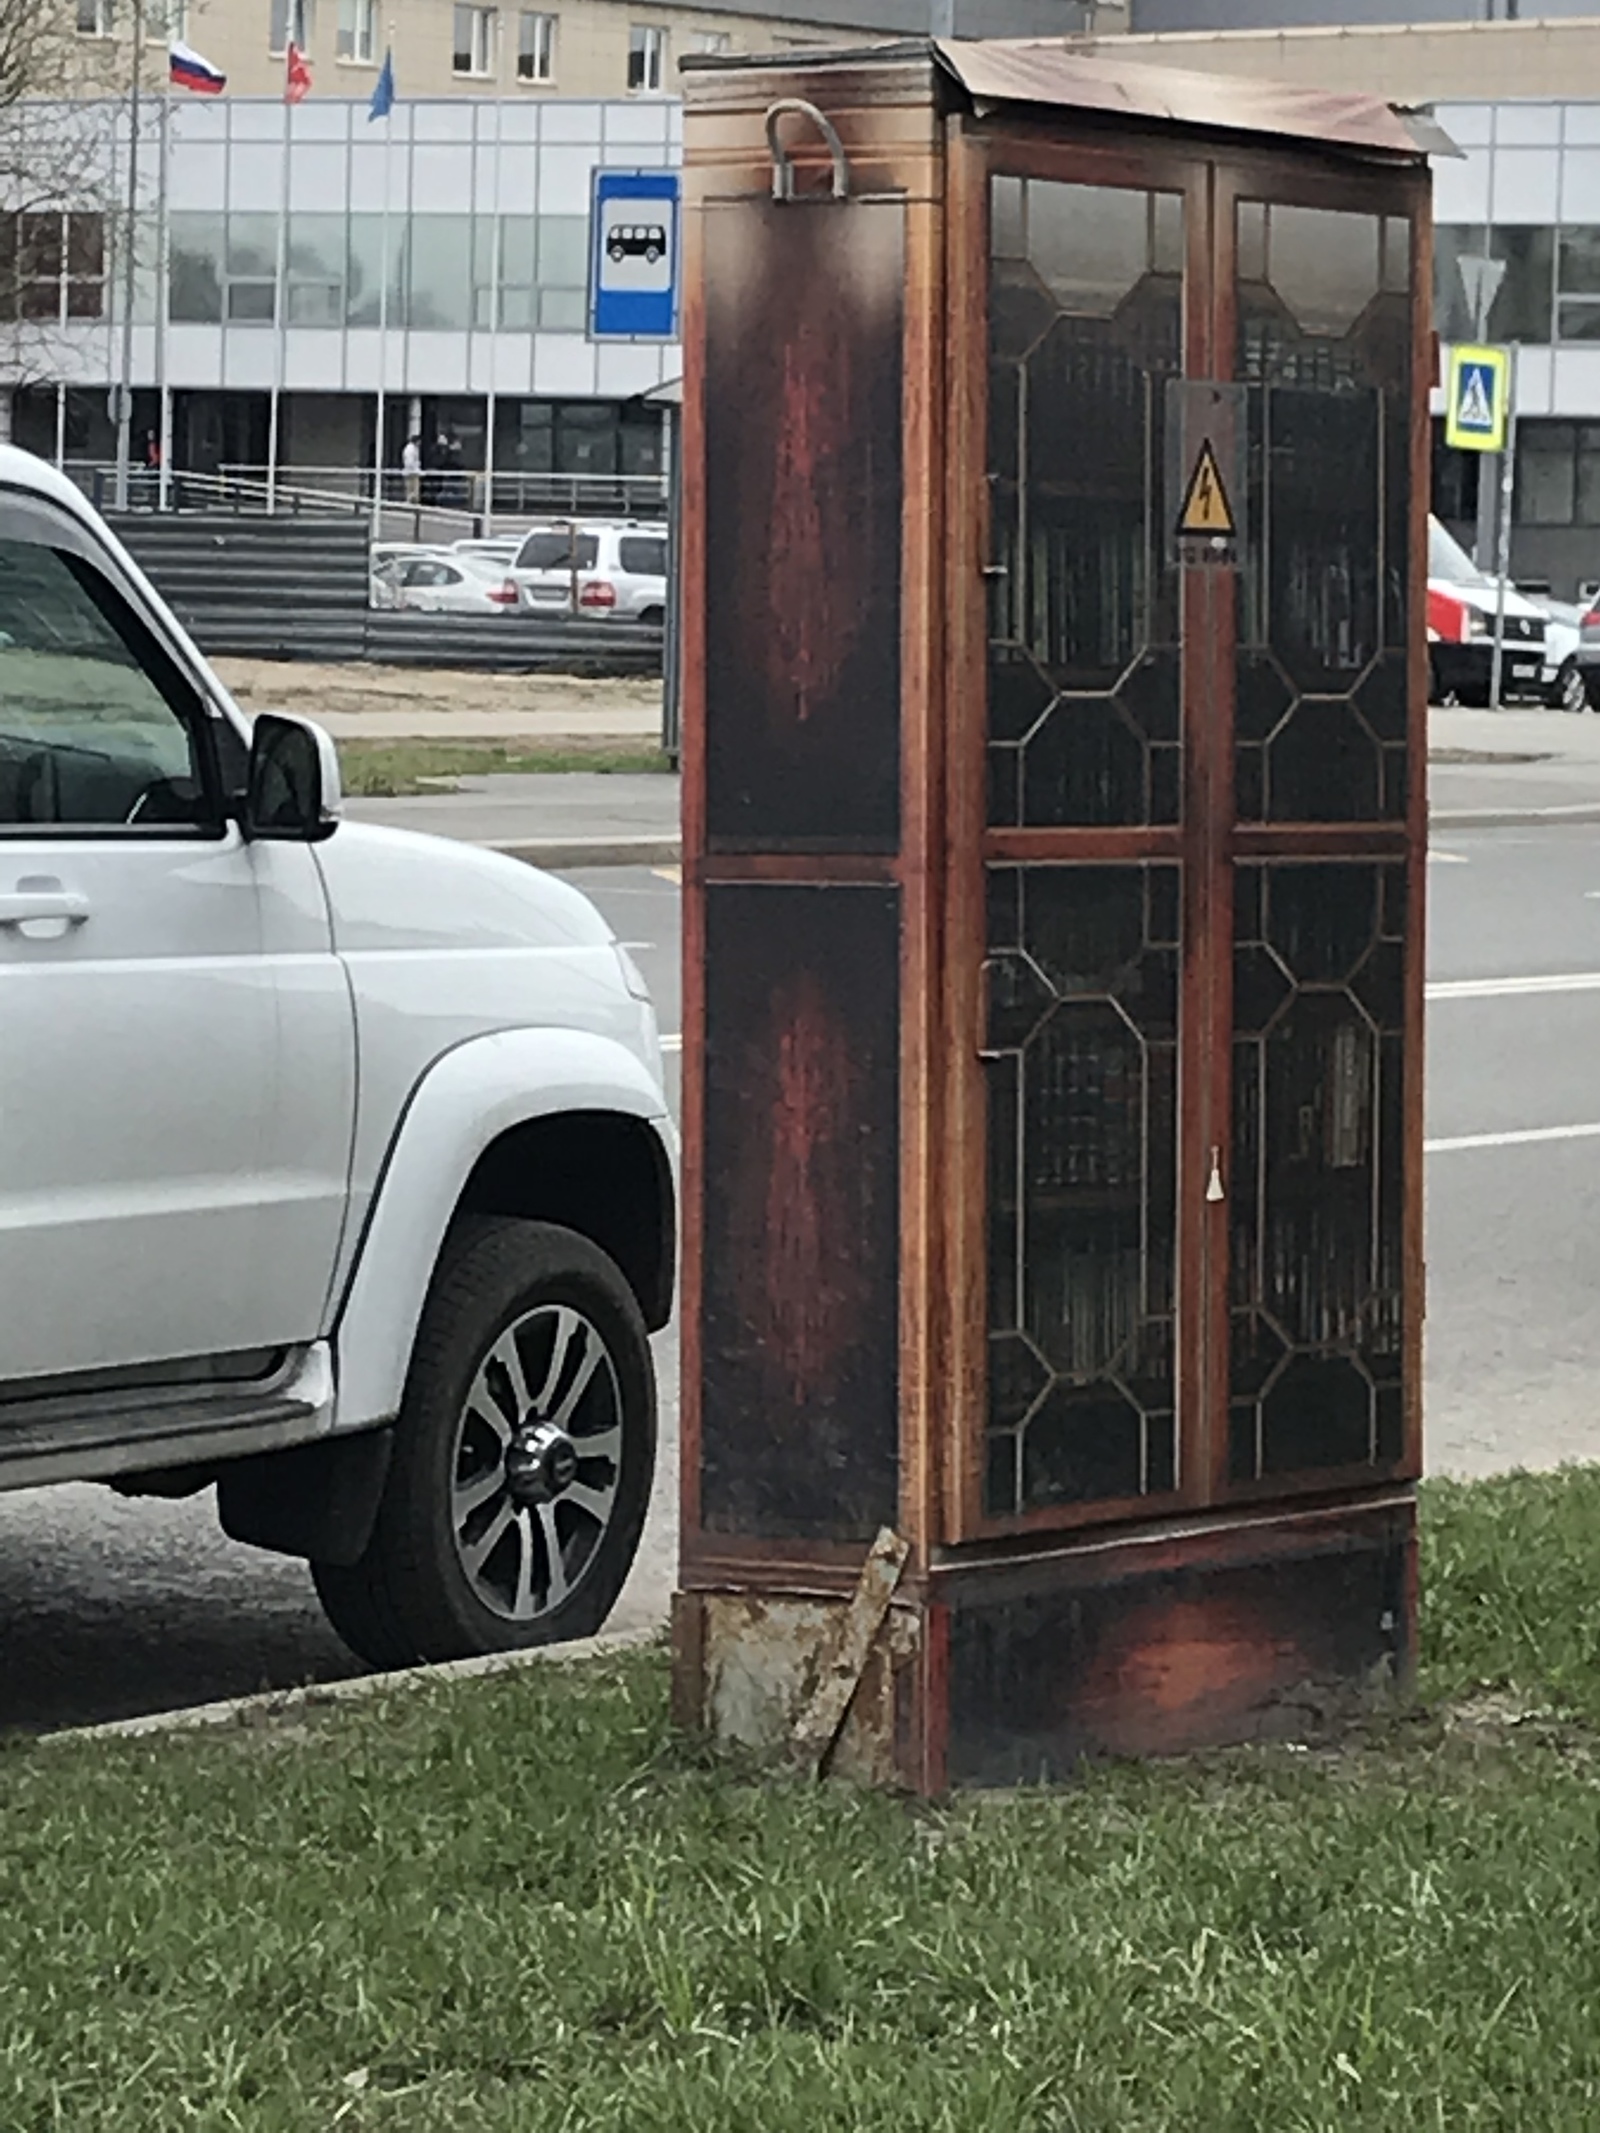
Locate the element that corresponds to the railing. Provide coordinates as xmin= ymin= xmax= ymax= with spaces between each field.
xmin=65 ymin=460 xmax=668 ymax=536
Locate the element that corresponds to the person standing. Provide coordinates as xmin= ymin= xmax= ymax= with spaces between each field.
xmin=401 ymin=434 xmax=421 ymax=506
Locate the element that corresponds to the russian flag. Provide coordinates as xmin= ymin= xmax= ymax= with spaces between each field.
xmin=169 ymin=39 xmax=226 ymax=94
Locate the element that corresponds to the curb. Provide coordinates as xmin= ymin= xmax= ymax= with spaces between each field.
xmin=1431 ymin=804 xmax=1600 ymax=829
xmin=489 ymin=835 xmax=681 ymax=869
xmin=45 ymin=1624 xmax=662 ymax=1745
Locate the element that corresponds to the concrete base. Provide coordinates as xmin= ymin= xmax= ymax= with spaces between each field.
xmin=673 ymin=1492 xmax=1416 ymax=1793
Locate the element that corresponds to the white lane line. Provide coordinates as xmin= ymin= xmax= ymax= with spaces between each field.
xmin=660 ymin=1033 xmax=682 ymax=1052
xmin=1429 ymin=850 xmax=1469 ymax=864
xmin=1428 ymin=971 xmax=1600 ymax=1001
xmin=1427 ymin=1121 xmax=1600 ymax=1154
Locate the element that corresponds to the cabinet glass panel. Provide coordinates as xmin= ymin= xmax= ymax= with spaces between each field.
xmin=1235 ymin=204 xmax=1412 ymax=823
xmin=984 ymin=864 xmax=1179 ymax=1516
xmin=988 ymin=178 xmax=1183 ymax=829
xmin=1229 ymin=861 xmax=1407 ymax=1479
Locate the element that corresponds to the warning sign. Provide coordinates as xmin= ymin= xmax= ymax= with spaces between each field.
xmin=1444 ymin=343 xmax=1509 ymax=454
xmin=1164 ymin=378 xmax=1246 ymax=571
xmin=1176 ymin=439 xmax=1236 ymax=540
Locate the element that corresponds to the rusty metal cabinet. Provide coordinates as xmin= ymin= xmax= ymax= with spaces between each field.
xmin=673 ymin=40 xmax=1437 ymax=1789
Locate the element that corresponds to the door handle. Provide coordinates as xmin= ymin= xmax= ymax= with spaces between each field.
xmin=0 ymin=882 xmax=90 ymax=930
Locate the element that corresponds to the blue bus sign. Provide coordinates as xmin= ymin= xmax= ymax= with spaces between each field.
xmin=589 ymin=170 xmax=680 ymax=343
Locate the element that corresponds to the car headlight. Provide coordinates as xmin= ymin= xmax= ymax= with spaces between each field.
xmin=1465 ymin=610 xmax=1490 ymax=638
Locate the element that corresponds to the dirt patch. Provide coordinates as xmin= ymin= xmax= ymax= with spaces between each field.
xmin=211 ymin=657 xmax=661 ymax=728
xmin=1429 ymin=747 xmax=1553 ymax=766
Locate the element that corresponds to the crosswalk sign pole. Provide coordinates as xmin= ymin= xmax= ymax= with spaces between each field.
xmin=1489 ymin=381 xmax=1518 ymax=714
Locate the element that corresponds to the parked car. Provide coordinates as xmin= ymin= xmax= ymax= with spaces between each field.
xmin=1572 ymin=594 xmax=1600 ymax=709
xmin=452 ymin=536 xmax=525 ymax=569
xmin=506 ymin=521 xmax=668 ymax=623
xmin=1428 ymin=516 xmax=1548 ymax=705
xmin=380 ymin=551 xmax=520 ymax=614
xmin=1528 ymin=593 xmax=1589 ymax=711
xmin=0 ymin=446 xmax=674 ymax=1668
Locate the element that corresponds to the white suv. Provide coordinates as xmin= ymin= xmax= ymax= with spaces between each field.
xmin=507 ymin=521 xmax=668 ymax=625
xmin=0 ymin=449 xmax=674 ymax=1670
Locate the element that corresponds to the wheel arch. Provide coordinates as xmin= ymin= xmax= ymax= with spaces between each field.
xmin=331 ymin=1027 xmax=675 ymax=1435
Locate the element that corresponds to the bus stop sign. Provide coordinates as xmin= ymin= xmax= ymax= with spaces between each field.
xmin=589 ymin=170 xmax=680 ymax=343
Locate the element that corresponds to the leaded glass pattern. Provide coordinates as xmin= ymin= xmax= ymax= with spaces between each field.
xmin=1229 ymin=861 xmax=1407 ymax=1481
xmin=988 ymin=177 xmax=1183 ymax=830
xmin=984 ymin=864 xmax=1179 ymax=1517
xmin=1235 ymin=203 xmax=1412 ymax=823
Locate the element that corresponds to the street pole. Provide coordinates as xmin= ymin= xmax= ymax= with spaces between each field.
xmin=113 ymin=0 xmax=146 ymax=512
xmin=1472 ymin=270 xmax=1497 ymax=573
xmin=266 ymin=51 xmax=291 ymax=513
xmin=1489 ymin=385 xmax=1517 ymax=713
xmin=370 ymin=23 xmax=394 ymax=538
xmin=155 ymin=68 xmax=171 ymax=511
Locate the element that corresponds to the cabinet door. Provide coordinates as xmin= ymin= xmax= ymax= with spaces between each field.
xmin=960 ymin=140 xmax=1425 ymax=1538
xmin=1219 ymin=172 xmax=1425 ymax=1501
xmin=968 ymin=145 xmax=1207 ymax=1534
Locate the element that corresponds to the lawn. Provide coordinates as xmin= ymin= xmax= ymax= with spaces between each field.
xmin=10 ymin=1469 xmax=1600 ymax=2129
xmin=335 ymin=738 xmax=673 ymax=796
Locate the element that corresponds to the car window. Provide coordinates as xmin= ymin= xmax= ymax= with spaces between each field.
xmin=1429 ymin=517 xmax=1490 ymax=588
xmin=618 ymin=537 xmax=667 ymax=577
xmin=515 ymin=531 xmax=600 ymax=571
xmin=0 ymin=536 xmax=212 ymax=833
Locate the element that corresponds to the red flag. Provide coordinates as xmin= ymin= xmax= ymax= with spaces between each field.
xmin=285 ymin=41 xmax=312 ymax=102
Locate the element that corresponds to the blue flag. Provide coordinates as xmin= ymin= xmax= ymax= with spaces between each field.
xmin=368 ymin=47 xmax=395 ymax=121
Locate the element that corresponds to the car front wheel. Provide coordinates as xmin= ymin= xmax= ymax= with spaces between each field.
xmin=312 ymin=1216 xmax=656 ymax=1670
xmin=1551 ymin=657 xmax=1588 ymax=713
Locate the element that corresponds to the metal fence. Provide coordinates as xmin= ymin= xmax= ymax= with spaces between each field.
xmin=107 ymin=512 xmax=661 ymax=675
xmin=75 ymin=461 xmax=667 ymax=539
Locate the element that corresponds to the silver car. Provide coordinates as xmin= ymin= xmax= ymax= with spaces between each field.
xmin=378 ymin=552 xmax=520 ymax=614
xmin=505 ymin=521 xmax=668 ymax=623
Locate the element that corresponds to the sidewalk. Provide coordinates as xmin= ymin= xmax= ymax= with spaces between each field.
xmin=346 ymin=771 xmax=681 ymax=868
xmin=1430 ymin=705 xmax=1600 ymax=825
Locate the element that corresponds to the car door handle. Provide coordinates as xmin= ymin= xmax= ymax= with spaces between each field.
xmin=0 ymin=883 xmax=90 ymax=929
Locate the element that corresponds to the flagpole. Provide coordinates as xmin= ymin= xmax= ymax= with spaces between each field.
xmin=155 ymin=62 xmax=171 ymax=511
xmin=371 ymin=24 xmax=395 ymax=538
xmin=113 ymin=0 xmax=146 ymax=511
xmin=267 ymin=43 xmax=291 ymax=513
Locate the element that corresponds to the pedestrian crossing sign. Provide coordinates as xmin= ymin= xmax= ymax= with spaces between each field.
xmin=1445 ymin=343 xmax=1509 ymax=453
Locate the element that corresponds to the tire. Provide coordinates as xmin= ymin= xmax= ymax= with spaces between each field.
xmin=313 ymin=1217 xmax=656 ymax=1670
xmin=1586 ymin=672 xmax=1600 ymax=712
xmin=638 ymin=605 xmax=664 ymax=627
xmin=1550 ymin=658 xmax=1587 ymax=713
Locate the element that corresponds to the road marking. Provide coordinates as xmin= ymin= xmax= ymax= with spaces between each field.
xmin=1427 ymin=1121 xmax=1600 ymax=1154
xmin=653 ymin=865 xmax=682 ymax=884
xmin=1428 ymin=971 xmax=1600 ymax=1001
xmin=660 ymin=1033 xmax=682 ymax=1052
xmin=1429 ymin=850 xmax=1469 ymax=864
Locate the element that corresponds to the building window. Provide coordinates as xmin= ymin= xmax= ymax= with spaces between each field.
xmin=628 ymin=24 xmax=665 ymax=91
xmin=1514 ymin=420 xmax=1600 ymax=528
xmin=337 ymin=0 xmax=376 ymax=62
xmin=270 ymin=0 xmax=313 ymax=54
xmin=1434 ymin=225 xmax=1554 ymax=346
xmin=0 ymin=213 xmax=104 ymax=323
xmin=690 ymin=28 xmax=730 ymax=50
xmin=517 ymin=11 xmax=555 ymax=81
xmin=453 ymin=4 xmax=496 ymax=75
xmin=76 ymin=0 xmax=114 ymax=35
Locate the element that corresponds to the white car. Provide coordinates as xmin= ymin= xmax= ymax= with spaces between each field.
xmin=0 ymin=447 xmax=674 ymax=1668
xmin=1427 ymin=517 xmax=1548 ymax=705
xmin=377 ymin=551 xmax=520 ymax=614
xmin=506 ymin=521 xmax=668 ymax=624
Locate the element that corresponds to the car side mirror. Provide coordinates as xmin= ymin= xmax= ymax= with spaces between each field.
xmin=244 ymin=713 xmax=342 ymax=842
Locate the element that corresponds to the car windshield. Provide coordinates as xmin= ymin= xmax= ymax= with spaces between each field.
xmin=1429 ymin=518 xmax=1492 ymax=588
xmin=516 ymin=531 xmax=599 ymax=571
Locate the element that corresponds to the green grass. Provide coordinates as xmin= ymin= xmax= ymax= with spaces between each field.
xmin=335 ymin=739 xmax=673 ymax=797
xmin=10 ymin=1470 xmax=1600 ymax=2128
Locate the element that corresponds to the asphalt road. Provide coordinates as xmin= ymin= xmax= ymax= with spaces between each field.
xmin=4 ymin=842 xmax=1598 ymax=1733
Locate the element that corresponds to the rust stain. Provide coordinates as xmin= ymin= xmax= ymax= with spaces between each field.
xmin=1081 ymin=1594 xmax=1306 ymax=1756
xmin=762 ymin=968 xmax=861 ymax=1400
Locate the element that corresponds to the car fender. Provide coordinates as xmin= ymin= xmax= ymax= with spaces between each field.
xmin=331 ymin=1025 xmax=671 ymax=1433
